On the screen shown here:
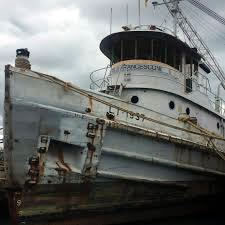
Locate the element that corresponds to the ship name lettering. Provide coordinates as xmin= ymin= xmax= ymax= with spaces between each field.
xmin=74 ymin=113 xmax=85 ymax=119
xmin=111 ymin=64 xmax=162 ymax=73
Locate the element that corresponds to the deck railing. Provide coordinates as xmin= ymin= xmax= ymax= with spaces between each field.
xmin=89 ymin=65 xmax=225 ymax=116
xmin=89 ymin=65 xmax=112 ymax=91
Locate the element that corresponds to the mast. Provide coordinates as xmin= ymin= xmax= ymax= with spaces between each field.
xmin=171 ymin=0 xmax=179 ymax=36
xmin=126 ymin=4 xmax=129 ymax=25
xmin=110 ymin=8 xmax=112 ymax=34
xmin=138 ymin=0 xmax=141 ymax=26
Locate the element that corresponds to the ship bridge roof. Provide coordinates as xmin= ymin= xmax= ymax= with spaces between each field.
xmin=100 ymin=31 xmax=202 ymax=60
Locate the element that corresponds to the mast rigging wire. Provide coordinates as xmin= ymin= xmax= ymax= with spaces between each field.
xmin=181 ymin=2 xmax=225 ymax=42
xmin=187 ymin=0 xmax=225 ymax=27
xmin=161 ymin=0 xmax=225 ymax=89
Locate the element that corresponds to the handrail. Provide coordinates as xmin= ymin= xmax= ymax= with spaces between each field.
xmin=89 ymin=64 xmax=225 ymax=116
xmin=89 ymin=65 xmax=112 ymax=90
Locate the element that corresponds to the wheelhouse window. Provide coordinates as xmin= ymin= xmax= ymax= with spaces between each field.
xmin=111 ymin=38 xmax=185 ymax=70
xmin=123 ymin=40 xmax=135 ymax=61
xmin=106 ymin=33 xmax=201 ymax=80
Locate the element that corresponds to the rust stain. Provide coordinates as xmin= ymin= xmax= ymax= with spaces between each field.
xmin=55 ymin=161 xmax=69 ymax=173
xmin=27 ymin=156 xmax=40 ymax=185
xmin=39 ymin=154 xmax=45 ymax=177
xmin=88 ymin=96 xmax=93 ymax=112
xmin=84 ymin=122 xmax=97 ymax=176
xmin=8 ymin=191 xmax=23 ymax=225
xmin=57 ymin=147 xmax=72 ymax=172
xmin=63 ymin=82 xmax=72 ymax=92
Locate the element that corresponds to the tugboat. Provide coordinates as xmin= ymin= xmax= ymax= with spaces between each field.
xmin=1 ymin=1 xmax=225 ymax=224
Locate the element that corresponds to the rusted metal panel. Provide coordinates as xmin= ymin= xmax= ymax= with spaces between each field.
xmin=2 ymin=66 xmax=225 ymax=224
xmin=3 ymin=66 xmax=225 ymax=185
xmin=11 ymin=182 xmax=225 ymax=225
xmin=4 ymin=65 xmax=14 ymax=187
xmin=4 ymin=181 xmax=217 ymax=218
xmin=16 ymin=201 xmax=217 ymax=225
xmin=8 ymin=191 xmax=23 ymax=225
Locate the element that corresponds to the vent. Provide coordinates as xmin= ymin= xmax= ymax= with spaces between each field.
xmin=15 ymin=48 xmax=31 ymax=70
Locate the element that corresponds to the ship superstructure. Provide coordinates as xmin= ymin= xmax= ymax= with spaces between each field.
xmin=1 ymin=1 xmax=225 ymax=225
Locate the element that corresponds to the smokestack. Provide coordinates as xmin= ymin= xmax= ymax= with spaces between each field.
xmin=15 ymin=48 xmax=31 ymax=70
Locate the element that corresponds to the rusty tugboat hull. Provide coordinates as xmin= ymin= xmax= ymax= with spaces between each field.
xmin=1 ymin=63 xmax=225 ymax=224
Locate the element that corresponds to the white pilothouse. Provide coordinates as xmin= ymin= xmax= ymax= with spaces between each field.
xmin=91 ymin=24 xmax=225 ymax=136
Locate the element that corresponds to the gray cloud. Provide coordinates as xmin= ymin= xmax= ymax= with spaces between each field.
xmin=9 ymin=18 xmax=34 ymax=35
xmin=0 ymin=0 xmax=225 ymax=126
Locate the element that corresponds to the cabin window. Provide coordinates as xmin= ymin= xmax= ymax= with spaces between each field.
xmin=186 ymin=107 xmax=190 ymax=115
xmin=194 ymin=60 xmax=198 ymax=74
xmin=217 ymin=122 xmax=220 ymax=130
xmin=137 ymin=39 xmax=151 ymax=60
xmin=123 ymin=40 xmax=135 ymax=61
xmin=169 ymin=101 xmax=175 ymax=110
xmin=184 ymin=56 xmax=197 ymax=93
xmin=109 ymin=38 xmax=199 ymax=75
xmin=131 ymin=96 xmax=139 ymax=104
xmin=186 ymin=79 xmax=192 ymax=93
xmin=111 ymin=43 xmax=122 ymax=64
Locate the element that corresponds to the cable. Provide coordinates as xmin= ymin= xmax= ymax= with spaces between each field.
xmin=187 ymin=0 xmax=225 ymax=27
xmin=181 ymin=2 xmax=225 ymax=85
xmin=26 ymin=70 xmax=225 ymax=141
xmin=181 ymin=1 xmax=225 ymax=42
xmin=163 ymin=0 xmax=225 ymax=89
xmin=172 ymin=1 xmax=225 ymax=89
xmin=160 ymin=12 xmax=170 ymax=27
xmin=181 ymin=2 xmax=225 ymax=36
xmin=154 ymin=5 xmax=174 ymax=30
xmin=181 ymin=118 xmax=225 ymax=160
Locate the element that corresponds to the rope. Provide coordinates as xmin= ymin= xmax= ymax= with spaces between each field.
xmin=181 ymin=117 xmax=225 ymax=160
xmin=33 ymin=71 xmax=225 ymax=142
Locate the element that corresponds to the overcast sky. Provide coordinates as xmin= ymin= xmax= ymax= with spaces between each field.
xmin=0 ymin=0 xmax=225 ymax=126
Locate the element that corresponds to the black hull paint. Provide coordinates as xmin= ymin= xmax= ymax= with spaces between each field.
xmin=6 ymin=179 xmax=225 ymax=225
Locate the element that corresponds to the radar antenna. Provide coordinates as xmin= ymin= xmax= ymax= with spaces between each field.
xmin=153 ymin=0 xmax=225 ymax=90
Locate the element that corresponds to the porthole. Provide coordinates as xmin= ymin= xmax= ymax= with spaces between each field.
xmin=169 ymin=101 xmax=175 ymax=110
xmin=186 ymin=107 xmax=190 ymax=115
xmin=131 ymin=96 xmax=139 ymax=104
xmin=217 ymin=122 xmax=220 ymax=130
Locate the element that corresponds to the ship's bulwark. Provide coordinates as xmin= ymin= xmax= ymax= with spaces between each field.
xmin=2 ymin=65 xmax=225 ymax=224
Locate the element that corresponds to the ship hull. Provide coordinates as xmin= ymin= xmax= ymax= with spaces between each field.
xmin=2 ymin=65 xmax=225 ymax=224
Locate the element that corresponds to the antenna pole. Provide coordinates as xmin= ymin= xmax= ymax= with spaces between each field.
xmin=138 ymin=0 xmax=141 ymax=26
xmin=126 ymin=4 xmax=129 ymax=25
xmin=110 ymin=8 xmax=112 ymax=34
xmin=172 ymin=0 xmax=179 ymax=36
